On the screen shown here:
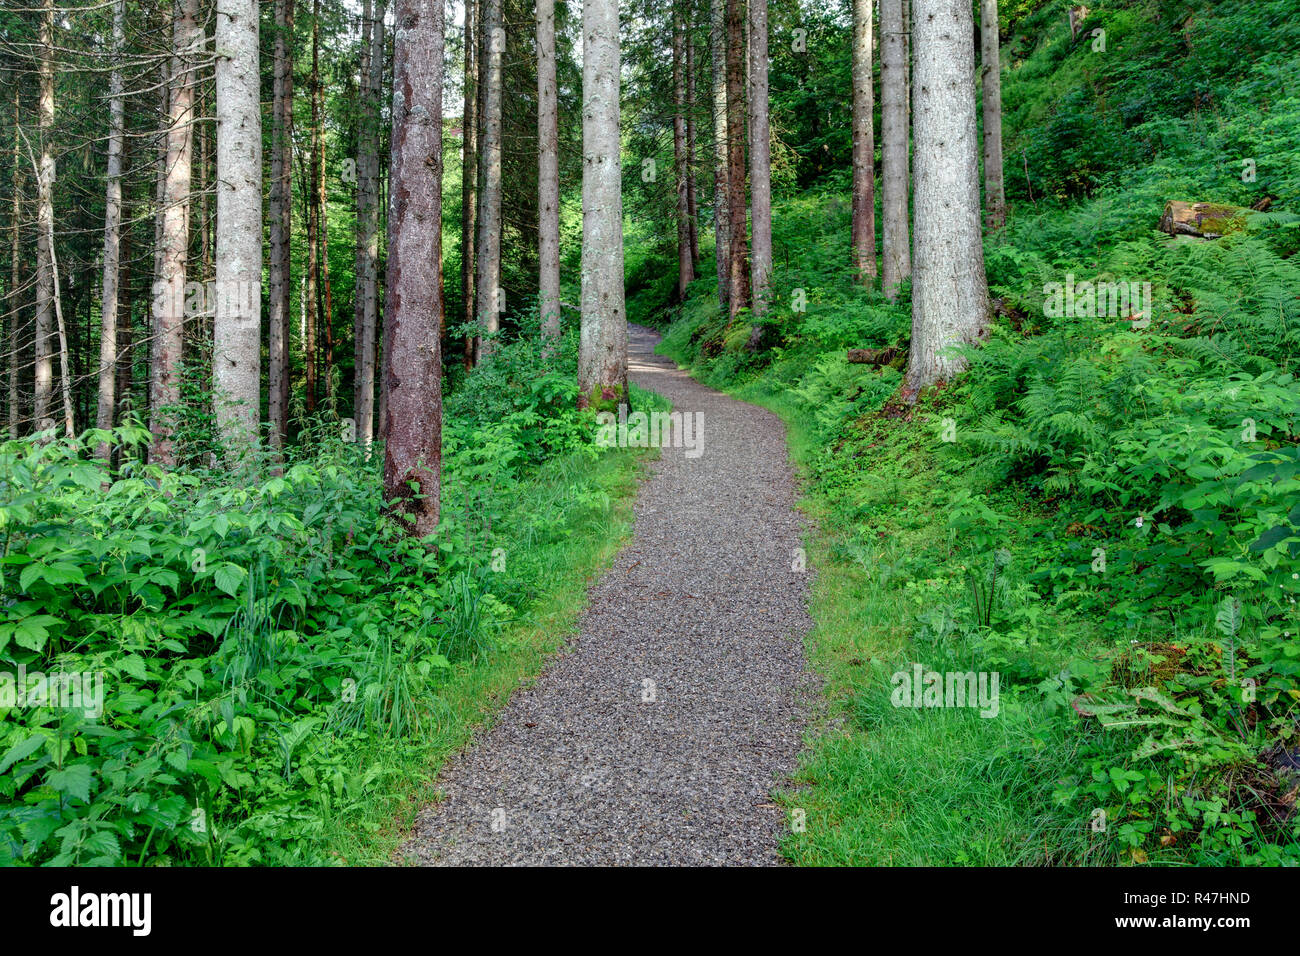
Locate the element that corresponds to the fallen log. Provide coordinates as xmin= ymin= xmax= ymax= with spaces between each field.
xmin=847 ymin=346 xmax=905 ymax=367
xmin=1158 ymin=201 xmax=1250 ymax=239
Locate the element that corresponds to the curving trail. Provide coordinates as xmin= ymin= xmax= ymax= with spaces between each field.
xmin=399 ymin=324 xmax=816 ymax=865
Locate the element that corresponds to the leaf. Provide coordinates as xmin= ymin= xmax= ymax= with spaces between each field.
xmin=1215 ymin=597 xmax=1242 ymax=637
xmin=0 ymin=734 xmax=47 ymax=774
xmin=48 ymin=764 xmax=94 ymax=803
xmin=119 ymin=654 xmax=147 ymax=681
xmin=213 ymin=564 xmax=247 ymax=598
xmin=1249 ymin=523 xmax=1294 ymax=553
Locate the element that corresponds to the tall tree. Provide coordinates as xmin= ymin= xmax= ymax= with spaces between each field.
xmin=685 ymin=12 xmax=700 ymax=270
xmin=7 ymin=82 xmax=20 ymax=438
xmin=33 ymin=0 xmax=55 ymax=428
xmin=95 ymin=0 xmax=127 ymax=457
xmin=474 ymin=0 xmax=503 ymax=362
xmin=269 ymin=0 xmax=295 ymax=447
xmin=880 ymin=0 xmax=910 ymax=299
xmin=382 ymin=0 xmax=445 ymax=538
xmin=710 ymin=0 xmax=729 ymax=311
xmin=723 ymin=0 xmax=748 ymax=322
xmin=537 ymin=0 xmax=561 ymax=350
xmin=460 ymin=0 xmax=479 ymax=370
xmin=904 ymin=0 xmax=989 ymax=400
xmin=747 ymin=0 xmax=771 ymax=331
xmin=213 ymin=0 xmax=264 ymax=446
xmin=672 ymin=2 xmax=695 ymax=299
xmin=354 ymin=0 xmax=385 ymax=446
xmin=304 ymin=0 xmax=323 ymax=412
xmin=850 ymin=0 xmax=877 ymax=282
xmin=151 ymin=0 xmax=201 ymax=465
xmin=980 ymin=0 xmax=1005 ymax=229
xmin=578 ymin=0 xmax=628 ymax=408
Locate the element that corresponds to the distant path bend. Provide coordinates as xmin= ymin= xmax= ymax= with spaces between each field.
xmin=401 ymin=324 xmax=816 ymax=865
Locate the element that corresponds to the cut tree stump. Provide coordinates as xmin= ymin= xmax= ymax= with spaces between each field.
xmin=1158 ymin=201 xmax=1251 ymax=239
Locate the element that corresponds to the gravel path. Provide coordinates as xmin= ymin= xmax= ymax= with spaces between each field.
xmin=399 ymin=324 xmax=816 ymax=865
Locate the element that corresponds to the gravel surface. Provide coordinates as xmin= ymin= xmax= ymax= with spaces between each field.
xmin=399 ymin=324 xmax=817 ymax=865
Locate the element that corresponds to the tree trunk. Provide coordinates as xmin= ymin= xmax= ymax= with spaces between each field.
xmin=269 ymin=0 xmax=294 ymax=447
xmin=747 ymin=0 xmax=771 ymax=329
xmin=578 ymin=0 xmax=629 ymax=409
xmin=460 ymin=0 xmax=478 ymax=370
xmin=710 ymin=0 xmax=729 ymax=312
xmin=685 ymin=16 xmax=700 ymax=271
xmin=537 ymin=0 xmax=561 ymax=352
xmin=305 ymin=0 xmax=321 ymax=412
xmin=318 ymin=46 xmax=335 ymax=409
xmin=7 ymin=82 xmax=20 ymax=439
xmin=980 ymin=0 xmax=1005 ymax=230
xmin=474 ymin=0 xmax=503 ymax=363
xmin=724 ymin=0 xmax=749 ymax=322
xmin=851 ymin=0 xmax=877 ymax=282
xmin=33 ymin=0 xmax=55 ymax=429
xmin=151 ymin=0 xmax=200 ymax=465
xmin=880 ymin=0 xmax=911 ymax=300
xmin=672 ymin=4 xmax=695 ymax=300
xmin=355 ymin=0 xmax=384 ymax=446
xmin=383 ymin=0 xmax=445 ymax=538
xmin=95 ymin=0 xmax=126 ymax=458
xmin=904 ymin=0 xmax=989 ymax=401
xmin=213 ymin=0 xmax=264 ymax=449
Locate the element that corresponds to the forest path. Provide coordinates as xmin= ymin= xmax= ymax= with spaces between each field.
xmin=399 ymin=324 xmax=816 ymax=865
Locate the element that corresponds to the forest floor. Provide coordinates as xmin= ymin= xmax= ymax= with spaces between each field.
xmin=398 ymin=325 xmax=818 ymax=865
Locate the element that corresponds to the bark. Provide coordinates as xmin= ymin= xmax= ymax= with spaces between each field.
xmin=710 ymin=0 xmax=729 ymax=311
xmin=460 ymin=0 xmax=478 ymax=370
xmin=980 ymin=0 xmax=1005 ymax=230
xmin=95 ymin=0 xmax=126 ymax=457
xmin=305 ymin=0 xmax=322 ymax=411
xmin=880 ymin=0 xmax=911 ymax=299
xmin=851 ymin=0 xmax=877 ymax=282
xmin=672 ymin=4 xmax=695 ymax=300
xmin=578 ymin=0 xmax=628 ymax=408
xmin=685 ymin=16 xmax=700 ymax=270
xmin=724 ymin=0 xmax=749 ymax=322
xmin=33 ymin=0 xmax=54 ymax=429
xmin=383 ymin=0 xmax=445 ymax=539
xmin=151 ymin=0 xmax=200 ymax=465
xmin=904 ymin=0 xmax=989 ymax=401
xmin=355 ymin=0 xmax=385 ymax=446
xmin=537 ymin=0 xmax=561 ymax=351
xmin=474 ymin=0 xmax=503 ymax=363
xmin=747 ymin=0 xmax=771 ymax=327
xmin=9 ymin=83 xmax=21 ymax=438
xmin=213 ymin=0 xmax=264 ymax=448
xmin=269 ymin=0 xmax=295 ymax=447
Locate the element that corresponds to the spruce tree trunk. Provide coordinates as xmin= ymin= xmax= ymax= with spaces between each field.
xmin=673 ymin=4 xmax=695 ymax=300
xmin=747 ymin=0 xmax=771 ymax=329
xmin=710 ymin=0 xmax=730 ymax=312
xmin=213 ymin=0 xmax=264 ymax=448
xmin=304 ymin=0 xmax=322 ymax=412
xmin=578 ymin=0 xmax=628 ymax=409
xmin=33 ymin=0 xmax=55 ymax=429
xmin=269 ymin=0 xmax=294 ymax=448
xmin=355 ymin=0 xmax=384 ymax=446
xmin=474 ymin=0 xmax=503 ymax=362
xmin=880 ymin=0 xmax=911 ymax=299
xmin=382 ymin=0 xmax=445 ymax=538
xmin=460 ymin=0 xmax=478 ymax=370
xmin=724 ymin=0 xmax=749 ymax=322
xmin=537 ymin=0 xmax=561 ymax=352
xmin=980 ymin=0 xmax=1005 ymax=230
xmin=685 ymin=17 xmax=700 ymax=270
xmin=850 ymin=0 xmax=877 ymax=282
xmin=8 ymin=83 xmax=20 ymax=438
xmin=905 ymin=0 xmax=989 ymax=400
xmin=95 ymin=0 xmax=127 ymax=458
xmin=151 ymin=0 xmax=200 ymax=465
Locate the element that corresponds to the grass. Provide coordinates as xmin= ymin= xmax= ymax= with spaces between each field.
xmin=325 ymin=386 xmax=667 ymax=865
